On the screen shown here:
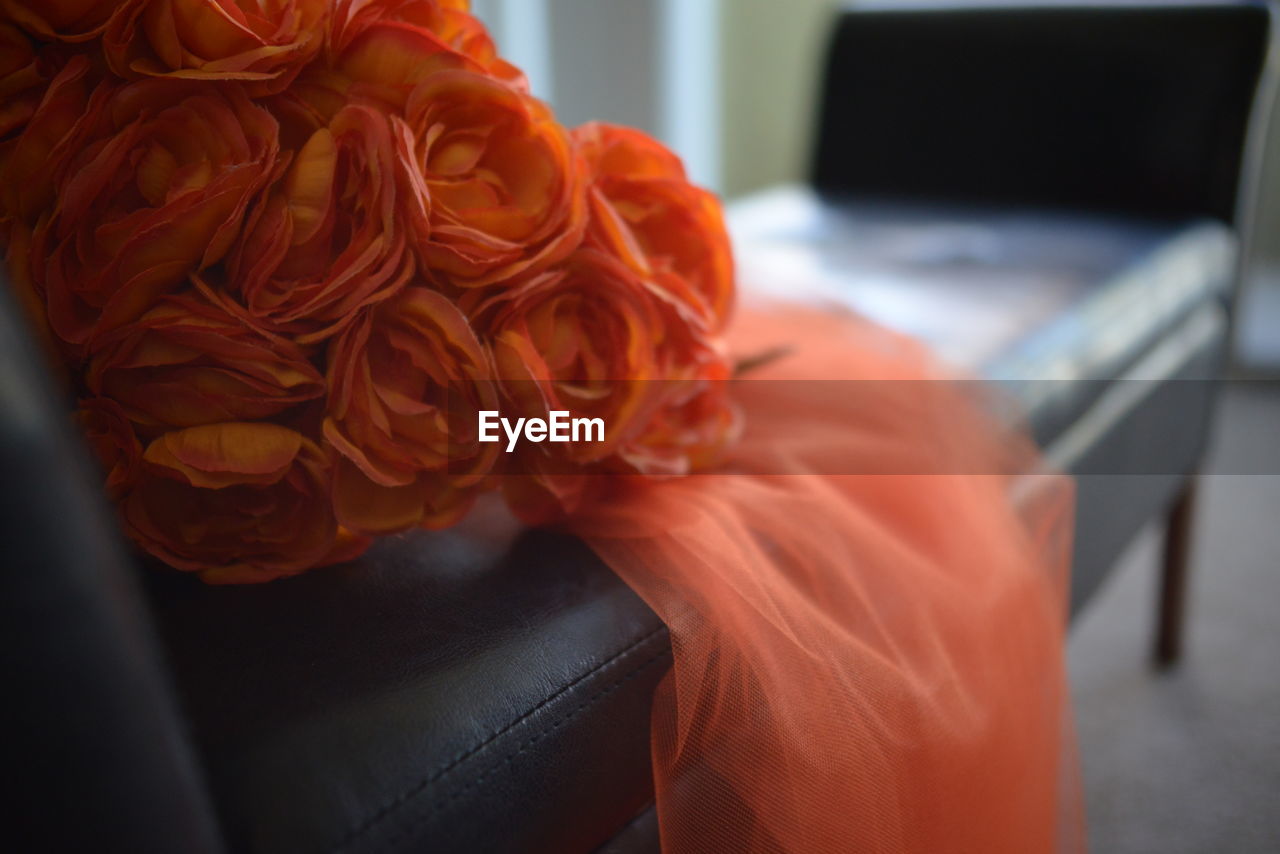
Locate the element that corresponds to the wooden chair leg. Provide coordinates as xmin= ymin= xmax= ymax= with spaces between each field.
xmin=1154 ymin=477 xmax=1198 ymax=668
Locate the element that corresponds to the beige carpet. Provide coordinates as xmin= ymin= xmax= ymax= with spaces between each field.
xmin=1069 ymin=382 xmax=1280 ymax=853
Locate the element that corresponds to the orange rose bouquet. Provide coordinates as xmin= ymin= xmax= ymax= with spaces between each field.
xmin=1 ymin=11 xmax=1083 ymax=854
xmin=0 ymin=0 xmax=738 ymax=583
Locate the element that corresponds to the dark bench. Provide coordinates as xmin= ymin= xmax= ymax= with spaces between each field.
xmin=1 ymin=2 xmax=1270 ymax=852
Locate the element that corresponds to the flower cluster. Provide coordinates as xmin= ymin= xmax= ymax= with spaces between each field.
xmin=0 ymin=0 xmax=737 ymax=583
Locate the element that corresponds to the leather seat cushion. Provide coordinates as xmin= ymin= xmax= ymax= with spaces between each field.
xmin=145 ymin=511 xmax=665 ymax=854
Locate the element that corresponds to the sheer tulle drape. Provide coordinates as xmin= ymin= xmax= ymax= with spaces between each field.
xmin=574 ymin=304 xmax=1081 ymax=853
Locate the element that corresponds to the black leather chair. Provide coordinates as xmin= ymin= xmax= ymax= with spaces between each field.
xmin=1 ymin=3 xmax=1271 ymax=853
xmin=735 ymin=0 xmax=1272 ymax=634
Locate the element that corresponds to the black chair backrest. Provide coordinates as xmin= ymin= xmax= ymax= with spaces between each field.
xmin=813 ymin=1 xmax=1272 ymax=224
xmin=0 ymin=276 xmax=224 ymax=853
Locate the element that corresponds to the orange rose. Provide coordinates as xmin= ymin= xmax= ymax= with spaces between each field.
xmin=324 ymin=286 xmax=498 ymax=534
xmin=122 ymin=422 xmax=345 ymax=583
xmin=413 ymin=0 xmax=524 ymax=88
xmin=76 ymin=397 xmax=143 ymax=499
xmin=0 ymin=25 xmax=51 ymax=255
xmin=620 ymin=376 xmax=739 ymax=477
xmin=314 ymin=0 xmax=522 ymax=114
xmin=221 ymin=101 xmax=419 ymax=342
xmin=1 ymin=55 xmax=99 ymax=230
xmin=573 ymin=122 xmax=734 ymax=329
xmin=0 ymin=23 xmax=45 ymax=143
xmin=484 ymin=248 xmax=734 ymax=519
xmin=399 ymin=70 xmax=586 ymax=287
xmin=2 ymin=56 xmax=100 ymax=359
xmin=25 ymin=78 xmax=278 ymax=353
xmin=87 ymin=291 xmax=325 ymax=431
xmin=104 ymin=0 xmax=328 ymax=94
xmin=0 ymin=0 xmax=117 ymax=41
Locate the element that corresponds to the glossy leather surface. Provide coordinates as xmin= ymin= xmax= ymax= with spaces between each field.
xmin=145 ymin=511 xmax=667 ymax=854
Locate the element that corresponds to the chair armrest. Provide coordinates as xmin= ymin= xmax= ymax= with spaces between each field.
xmin=812 ymin=1 xmax=1270 ymax=223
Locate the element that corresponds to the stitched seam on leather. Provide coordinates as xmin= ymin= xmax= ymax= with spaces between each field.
xmin=368 ymin=646 xmax=672 ymax=854
xmin=332 ymin=623 xmax=668 ymax=853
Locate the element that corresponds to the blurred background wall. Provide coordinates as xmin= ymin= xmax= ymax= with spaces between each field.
xmin=472 ymin=0 xmax=838 ymax=197
xmin=473 ymin=0 xmax=1278 ymax=369
xmin=717 ymin=0 xmax=837 ymax=196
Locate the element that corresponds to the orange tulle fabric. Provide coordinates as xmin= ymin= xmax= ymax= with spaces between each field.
xmin=573 ymin=302 xmax=1082 ymax=853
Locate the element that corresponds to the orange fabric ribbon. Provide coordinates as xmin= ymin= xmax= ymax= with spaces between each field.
xmin=574 ymin=303 xmax=1082 ymax=853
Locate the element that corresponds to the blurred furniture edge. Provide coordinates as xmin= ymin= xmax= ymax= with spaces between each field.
xmin=0 ymin=3 xmax=1270 ymax=854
